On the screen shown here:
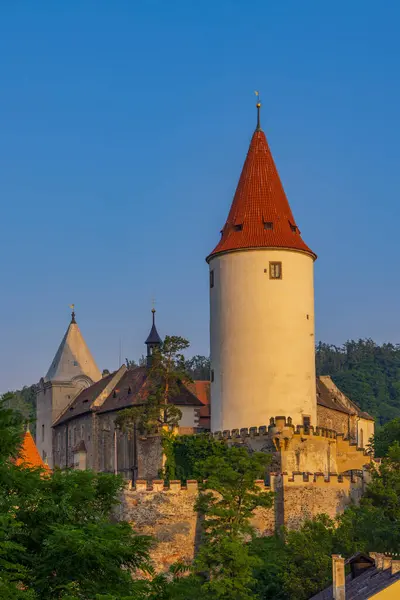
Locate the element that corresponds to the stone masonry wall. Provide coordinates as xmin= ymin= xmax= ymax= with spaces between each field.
xmin=116 ymin=474 xmax=363 ymax=572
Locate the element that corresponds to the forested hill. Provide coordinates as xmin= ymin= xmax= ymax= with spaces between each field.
xmin=316 ymin=339 xmax=400 ymax=425
xmin=3 ymin=341 xmax=400 ymax=431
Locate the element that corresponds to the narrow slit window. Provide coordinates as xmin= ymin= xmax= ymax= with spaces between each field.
xmin=210 ymin=270 xmax=214 ymax=288
xmin=42 ymin=424 xmax=45 ymax=442
xmin=264 ymin=222 xmax=273 ymax=230
xmin=269 ymin=262 xmax=282 ymax=280
xmin=233 ymin=224 xmax=243 ymax=231
xmin=211 ymin=369 xmax=215 ymax=382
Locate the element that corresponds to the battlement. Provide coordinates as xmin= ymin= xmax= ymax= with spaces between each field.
xmin=125 ymin=471 xmax=364 ymax=493
xmin=212 ymin=417 xmax=340 ymax=441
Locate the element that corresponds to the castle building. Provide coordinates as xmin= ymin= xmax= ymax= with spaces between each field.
xmin=37 ymin=309 xmax=205 ymax=476
xmin=36 ymin=307 xmax=101 ymax=467
xmin=35 ymin=103 xmax=374 ymax=496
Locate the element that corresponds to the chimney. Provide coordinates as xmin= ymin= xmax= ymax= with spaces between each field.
xmin=332 ymin=555 xmax=345 ymax=600
xmin=383 ymin=556 xmax=392 ymax=570
xmin=391 ymin=560 xmax=400 ymax=575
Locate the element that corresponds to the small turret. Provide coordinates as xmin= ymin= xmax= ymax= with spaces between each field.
xmin=145 ymin=309 xmax=162 ymax=367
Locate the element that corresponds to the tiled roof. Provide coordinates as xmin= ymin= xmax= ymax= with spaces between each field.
xmin=207 ymin=127 xmax=316 ymax=261
xmin=187 ymin=380 xmax=210 ymax=428
xmin=16 ymin=431 xmax=49 ymax=470
xmin=317 ymin=377 xmax=374 ymax=421
xmin=54 ymin=371 xmax=116 ymax=425
xmin=310 ymin=566 xmax=400 ymax=599
xmin=54 ymin=367 xmax=204 ymax=427
xmin=98 ymin=368 xmax=204 ymax=414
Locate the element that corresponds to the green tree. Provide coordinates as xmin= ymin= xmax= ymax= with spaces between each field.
xmin=116 ymin=336 xmax=191 ymax=435
xmin=372 ymin=418 xmax=400 ymax=457
xmin=0 ymin=401 xmax=155 ymax=599
xmin=185 ymin=356 xmax=210 ymax=380
xmin=193 ymin=446 xmax=273 ymax=600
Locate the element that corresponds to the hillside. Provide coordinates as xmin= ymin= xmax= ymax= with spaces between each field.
xmin=316 ymin=339 xmax=400 ymax=426
xmin=3 ymin=340 xmax=400 ymax=434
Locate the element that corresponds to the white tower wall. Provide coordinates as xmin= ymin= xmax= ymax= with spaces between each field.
xmin=209 ymin=248 xmax=316 ymax=432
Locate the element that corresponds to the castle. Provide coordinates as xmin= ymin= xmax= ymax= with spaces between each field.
xmin=35 ymin=103 xmax=375 ymax=543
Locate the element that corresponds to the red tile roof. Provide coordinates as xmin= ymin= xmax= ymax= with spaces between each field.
xmin=187 ymin=380 xmax=210 ymax=428
xmin=207 ymin=127 xmax=316 ymax=261
xmin=16 ymin=431 xmax=49 ymax=470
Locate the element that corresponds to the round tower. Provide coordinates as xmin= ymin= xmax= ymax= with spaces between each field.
xmin=206 ymin=103 xmax=317 ymax=432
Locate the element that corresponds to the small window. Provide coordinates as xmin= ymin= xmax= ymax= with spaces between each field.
xmin=42 ymin=424 xmax=45 ymax=442
xmin=264 ymin=222 xmax=273 ymax=230
xmin=290 ymin=223 xmax=297 ymax=232
xmin=73 ymin=360 xmax=78 ymax=366
xmin=233 ymin=224 xmax=243 ymax=231
xmin=210 ymin=270 xmax=214 ymax=288
xmin=303 ymin=416 xmax=311 ymax=431
xmin=73 ymin=427 xmax=77 ymax=445
xmin=211 ymin=369 xmax=215 ymax=382
xmin=80 ymin=424 xmax=85 ymax=439
xmin=269 ymin=262 xmax=282 ymax=280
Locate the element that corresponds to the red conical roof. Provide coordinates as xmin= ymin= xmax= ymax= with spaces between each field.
xmin=16 ymin=431 xmax=50 ymax=471
xmin=207 ymin=121 xmax=316 ymax=261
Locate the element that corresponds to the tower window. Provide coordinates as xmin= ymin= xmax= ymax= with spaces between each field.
xmin=233 ymin=224 xmax=243 ymax=231
xmin=211 ymin=369 xmax=214 ymax=382
xmin=210 ymin=270 xmax=214 ymax=288
xmin=264 ymin=222 xmax=273 ymax=230
xmin=42 ymin=424 xmax=45 ymax=442
xmin=303 ymin=416 xmax=311 ymax=432
xmin=269 ymin=262 xmax=282 ymax=279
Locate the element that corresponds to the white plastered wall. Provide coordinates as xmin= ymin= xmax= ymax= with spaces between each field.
xmin=209 ymin=248 xmax=317 ymax=432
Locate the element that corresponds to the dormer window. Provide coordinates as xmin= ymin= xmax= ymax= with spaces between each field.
xmin=264 ymin=222 xmax=273 ymax=230
xmin=290 ymin=223 xmax=297 ymax=232
xmin=233 ymin=224 xmax=243 ymax=231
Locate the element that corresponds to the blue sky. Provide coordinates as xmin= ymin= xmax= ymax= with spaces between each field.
xmin=1 ymin=1 xmax=400 ymax=391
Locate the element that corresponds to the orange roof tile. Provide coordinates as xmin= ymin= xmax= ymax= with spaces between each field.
xmin=187 ymin=380 xmax=210 ymax=428
xmin=207 ymin=123 xmax=316 ymax=261
xmin=16 ymin=431 xmax=49 ymax=470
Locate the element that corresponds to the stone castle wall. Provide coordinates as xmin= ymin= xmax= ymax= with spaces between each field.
xmin=116 ymin=473 xmax=365 ymax=572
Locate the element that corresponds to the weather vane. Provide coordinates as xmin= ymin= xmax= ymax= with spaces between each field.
xmin=69 ymin=304 xmax=76 ymax=323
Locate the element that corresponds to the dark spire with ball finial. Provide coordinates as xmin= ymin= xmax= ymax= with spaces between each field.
xmin=145 ymin=308 xmax=162 ymax=367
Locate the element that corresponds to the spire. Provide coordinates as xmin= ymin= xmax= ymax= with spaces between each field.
xmin=145 ymin=309 xmax=162 ymax=346
xmin=70 ymin=304 xmax=76 ymax=324
xmin=45 ymin=308 xmax=101 ymax=383
xmin=206 ymin=108 xmax=316 ymax=262
xmin=145 ymin=309 xmax=162 ymax=367
xmin=256 ymin=94 xmax=261 ymax=132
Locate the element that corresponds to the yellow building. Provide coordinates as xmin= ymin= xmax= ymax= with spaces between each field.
xmin=311 ymin=553 xmax=400 ymax=599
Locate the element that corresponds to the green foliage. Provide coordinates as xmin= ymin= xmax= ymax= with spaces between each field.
xmin=116 ymin=336 xmax=191 ymax=435
xmin=372 ymin=418 xmax=400 ymax=457
xmin=162 ymin=433 xmax=229 ymax=481
xmin=189 ymin=447 xmax=273 ymax=600
xmin=196 ymin=447 xmax=273 ymax=540
xmin=316 ymin=339 xmax=400 ymax=424
xmin=1 ymin=387 xmax=36 ymax=438
xmin=184 ymin=355 xmax=210 ymax=380
xmin=0 ymin=401 xmax=155 ymax=599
